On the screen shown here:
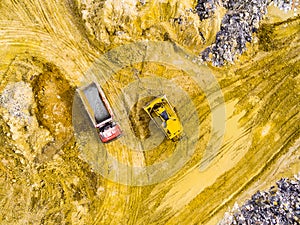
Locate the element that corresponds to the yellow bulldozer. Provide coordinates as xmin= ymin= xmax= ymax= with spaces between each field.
xmin=143 ymin=95 xmax=183 ymax=140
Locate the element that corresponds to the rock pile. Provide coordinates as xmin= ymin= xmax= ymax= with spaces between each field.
xmin=195 ymin=0 xmax=298 ymax=66
xmin=195 ymin=0 xmax=219 ymax=21
xmin=219 ymin=174 xmax=300 ymax=224
xmin=272 ymin=0 xmax=299 ymax=12
xmin=199 ymin=0 xmax=269 ymax=66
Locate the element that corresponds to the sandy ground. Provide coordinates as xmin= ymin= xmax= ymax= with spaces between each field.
xmin=0 ymin=0 xmax=299 ymax=224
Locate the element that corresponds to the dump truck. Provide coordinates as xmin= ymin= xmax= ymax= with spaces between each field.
xmin=143 ymin=95 xmax=183 ymax=140
xmin=77 ymin=82 xmax=122 ymax=143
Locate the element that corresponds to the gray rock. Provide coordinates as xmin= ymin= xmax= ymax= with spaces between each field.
xmin=195 ymin=0 xmax=297 ymax=66
xmin=219 ymin=173 xmax=300 ymax=224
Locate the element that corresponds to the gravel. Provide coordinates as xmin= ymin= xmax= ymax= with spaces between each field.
xmin=194 ymin=0 xmax=298 ymax=66
xmin=273 ymin=0 xmax=299 ymax=12
xmin=219 ymin=173 xmax=300 ymax=224
xmin=195 ymin=0 xmax=219 ymax=21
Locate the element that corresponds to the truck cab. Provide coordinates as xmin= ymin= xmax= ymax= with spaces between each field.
xmin=98 ymin=122 xmax=122 ymax=143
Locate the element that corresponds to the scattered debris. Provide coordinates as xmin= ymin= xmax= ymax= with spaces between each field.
xmin=219 ymin=173 xmax=300 ymax=224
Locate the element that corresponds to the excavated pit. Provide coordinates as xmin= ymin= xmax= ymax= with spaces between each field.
xmin=0 ymin=0 xmax=299 ymax=224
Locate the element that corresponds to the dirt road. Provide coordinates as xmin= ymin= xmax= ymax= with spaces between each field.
xmin=0 ymin=0 xmax=299 ymax=224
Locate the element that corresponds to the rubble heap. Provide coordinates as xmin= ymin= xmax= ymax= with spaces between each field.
xmin=195 ymin=0 xmax=298 ymax=66
xmin=195 ymin=0 xmax=219 ymax=21
xmin=273 ymin=0 xmax=299 ymax=12
xmin=219 ymin=174 xmax=300 ymax=224
xmin=200 ymin=0 xmax=269 ymax=66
